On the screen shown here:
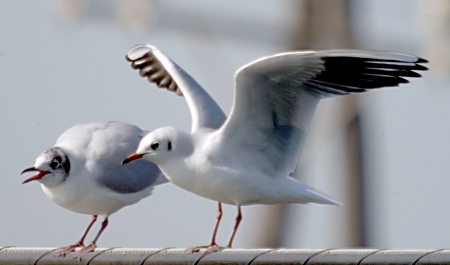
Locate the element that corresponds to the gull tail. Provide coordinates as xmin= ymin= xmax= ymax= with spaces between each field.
xmin=286 ymin=177 xmax=342 ymax=206
xmin=304 ymin=187 xmax=342 ymax=206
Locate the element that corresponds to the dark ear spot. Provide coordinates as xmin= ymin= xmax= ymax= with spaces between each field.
xmin=63 ymin=156 xmax=71 ymax=174
xmin=168 ymin=141 xmax=172 ymax=151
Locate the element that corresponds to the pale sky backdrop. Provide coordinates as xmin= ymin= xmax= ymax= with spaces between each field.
xmin=0 ymin=0 xmax=449 ymax=250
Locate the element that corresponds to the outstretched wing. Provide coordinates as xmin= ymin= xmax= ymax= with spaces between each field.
xmin=126 ymin=44 xmax=227 ymax=132
xmin=218 ymin=50 xmax=428 ymax=177
xmin=56 ymin=121 xmax=168 ymax=194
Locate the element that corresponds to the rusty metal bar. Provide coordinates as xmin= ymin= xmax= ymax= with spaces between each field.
xmin=0 ymin=247 xmax=448 ymax=265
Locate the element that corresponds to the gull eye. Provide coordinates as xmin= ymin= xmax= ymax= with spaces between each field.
xmin=50 ymin=157 xmax=61 ymax=169
xmin=150 ymin=142 xmax=159 ymax=150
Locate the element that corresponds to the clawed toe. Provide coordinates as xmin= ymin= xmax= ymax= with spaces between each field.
xmin=54 ymin=243 xmax=84 ymax=257
xmin=205 ymin=245 xmax=224 ymax=253
xmin=186 ymin=244 xmax=224 ymax=253
xmin=186 ymin=245 xmax=205 ymax=252
xmin=72 ymin=243 xmax=96 ymax=259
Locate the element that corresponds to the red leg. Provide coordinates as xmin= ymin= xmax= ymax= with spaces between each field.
xmin=188 ymin=202 xmax=224 ymax=253
xmin=209 ymin=202 xmax=222 ymax=246
xmin=226 ymin=206 xmax=242 ymax=248
xmin=54 ymin=215 xmax=97 ymax=257
xmin=73 ymin=217 xmax=109 ymax=259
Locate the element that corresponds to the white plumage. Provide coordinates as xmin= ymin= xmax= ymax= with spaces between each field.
xmin=124 ymin=45 xmax=427 ymax=251
xmin=22 ymin=123 xmax=167 ymax=258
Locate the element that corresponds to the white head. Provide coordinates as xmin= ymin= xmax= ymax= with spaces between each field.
xmin=21 ymin=147 xmax=71 ymax=188
xmin=122 ymin=127 xmax=193 ymax=165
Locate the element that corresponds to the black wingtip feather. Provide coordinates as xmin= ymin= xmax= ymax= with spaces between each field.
xmin=397 ymin=77 xmax=410 ymax=84
xmin=302 ymin=53 xmax=428 ymax=97
xmin=417 ymin=58 xmax=428 ymax=63
xmin=419 ymin=65 xmax=428 ymax=71
xmin=411 ymin=64 xmax=428 ymax=71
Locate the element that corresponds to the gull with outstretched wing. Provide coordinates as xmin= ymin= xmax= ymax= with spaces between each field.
xmin=124 ymin=45 xmax=427 ymax=251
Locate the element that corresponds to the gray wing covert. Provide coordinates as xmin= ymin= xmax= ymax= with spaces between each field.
xmin=58 ymin=121 xmax=169 ymax=194
xmin=101 ymin=159 xmax=166 ymax=194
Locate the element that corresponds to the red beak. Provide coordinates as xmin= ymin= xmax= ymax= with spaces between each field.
xmin=122 ymin=153 xmax=144 ymax=165
xmin=21 ymin=167 xmax=51 ymax=184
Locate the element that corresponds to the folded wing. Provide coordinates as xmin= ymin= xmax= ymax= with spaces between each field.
xmin=56 ymin=121 xmax=167 ymax=194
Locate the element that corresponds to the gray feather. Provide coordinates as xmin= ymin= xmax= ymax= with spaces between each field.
xmin=100 ymin=159 xmax=166 ymax=194
xmin=219 ymin=50 xmax=427 ymax=176
xmin=56 ymin=121 xmax=168 ymax=194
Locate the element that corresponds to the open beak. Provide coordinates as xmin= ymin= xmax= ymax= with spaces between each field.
xmin=21 ymin=167 xmax=50 ymax=184
xmin=122 ymin=153 xmax=144 ymax=165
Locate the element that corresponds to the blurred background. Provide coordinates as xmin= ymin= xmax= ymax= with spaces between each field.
xmin=0 ymin=0 xmax=448 ymax=250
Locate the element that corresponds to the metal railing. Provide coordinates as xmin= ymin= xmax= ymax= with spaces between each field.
xmin=0 ymin=247 xmax=449 ymax=265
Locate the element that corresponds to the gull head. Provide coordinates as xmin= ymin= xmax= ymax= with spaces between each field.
xmin=123 ymin=127 xmax=193 ymax=165
xmin=21 ymin=147 xmax=71 ymax=187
